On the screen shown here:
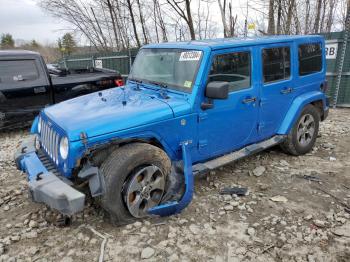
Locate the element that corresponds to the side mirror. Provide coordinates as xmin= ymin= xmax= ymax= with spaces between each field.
xmin=205 ymin=81 xmax=229 ymax=99
xmin=201 ymin=81 xmax=229 ymax=110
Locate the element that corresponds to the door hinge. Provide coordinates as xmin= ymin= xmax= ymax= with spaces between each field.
xmin=257 ymin=123 xmax=265 ymax=132
xmin=198 ymin=112 xmax=208 ymax=122
xmin=259 ymin=98 xmax=266 ymax=107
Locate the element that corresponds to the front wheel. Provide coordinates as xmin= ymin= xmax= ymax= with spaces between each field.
xmin=99 ymin=143 xmax=171 ymax=225
xmin=281 ymin=104 xmax=320 ymax=156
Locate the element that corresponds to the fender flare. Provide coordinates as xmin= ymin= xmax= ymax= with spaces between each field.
xmin=277 ymin=91 xmax=327 ymax=135
xmin=71 ymin=130 xmax=178 ymax=170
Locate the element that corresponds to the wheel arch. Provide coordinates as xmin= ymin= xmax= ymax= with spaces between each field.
xmin=82 ymin=135 xmax=176 ymax=168
xmin=277 ymin=91 xmax=327 ymax=135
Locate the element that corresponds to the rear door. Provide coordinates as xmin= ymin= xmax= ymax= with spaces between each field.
xmin=0 ymin=57 xmax=51 ymax=128
xmin=258 ymin=43 xmax=296 ymax=139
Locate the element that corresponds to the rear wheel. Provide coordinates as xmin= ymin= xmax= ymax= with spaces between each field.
xmin=281 ymin=105 xmax=320 ymax=156
xmin=99 ymin=143 xmax=171 ymax=225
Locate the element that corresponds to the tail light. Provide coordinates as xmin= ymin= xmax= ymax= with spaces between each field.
xmin=115 ymin=79 xmax=124 ymax=87
xmin=321 ymin=80 xmax=328 ymax=93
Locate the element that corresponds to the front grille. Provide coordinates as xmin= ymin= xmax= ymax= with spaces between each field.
xmin=37 ymin=149 xmax=60 ymax=176
xmin=40 ymin=120 xmax=60 ymax=165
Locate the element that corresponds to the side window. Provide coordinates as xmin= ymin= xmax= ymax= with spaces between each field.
xmin=298 ymin=43 xmax=322 ymax=76
xmin=262 ymin=47 xmax=290 ymax=83
xmin=0 ymin=60 xmax=39 ymax=85
xmin=209 ymin=51 xmax=251 ymax=92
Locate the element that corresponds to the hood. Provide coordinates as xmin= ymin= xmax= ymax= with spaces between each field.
xmin=44 ymin=85 xmax=190 ymax=141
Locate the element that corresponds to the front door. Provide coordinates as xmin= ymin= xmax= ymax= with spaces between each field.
xmin=258 ymin=43 xmax=295 ymax=139
xmin=0 ymin=57 xmax=51 ymax=128
xmin=197 ymin=47 xmax=259 ymax=159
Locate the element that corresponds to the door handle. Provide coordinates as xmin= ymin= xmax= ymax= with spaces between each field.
xmin=280 ymin=87 xmax=293 ymax=94
xmin=242 ymin=97 xmax=257 ymax=104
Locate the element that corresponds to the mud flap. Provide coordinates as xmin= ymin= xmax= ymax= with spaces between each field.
xmin=148 ymin=142 xmax=194 ymax=217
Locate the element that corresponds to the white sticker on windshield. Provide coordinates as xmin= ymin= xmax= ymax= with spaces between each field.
xmin=179 ymin=51 xmax=202 ymax=61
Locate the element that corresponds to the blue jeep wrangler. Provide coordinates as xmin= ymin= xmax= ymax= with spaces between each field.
xmin=15 ymin=35 xmax=329 ymax=225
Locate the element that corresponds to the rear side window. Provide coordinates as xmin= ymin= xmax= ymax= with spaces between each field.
xmin=0 ymin=60 xmax=39 ymax=84
xmin=298 ymin=43 xmax=322 ymax=76
xmin=209 ymin=51 xmax=251 ymax=92
xmin=262 ymin=47 xmax=290 ymax=83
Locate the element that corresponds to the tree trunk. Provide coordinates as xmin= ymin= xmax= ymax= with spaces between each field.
xmin=267 ymin=0 xmax=275 ymax=35
xmin=185 ymin=0 xmax=196 ymax=40
xmin=155 ymin=0 xmax=168 ymax=41
xmin=304 ymin=0 xmax=310 ymax=34
xmin=293 ymin=1 xmax=301 ymax=34
xmin=326 ymin=0 xmax=336 ymax=32
xmin=313 ymin=0 xmax=322 ymax=33
xmin=126 ymin=0 xmax=141 ymax=47
xmin=228 ymin=2 xmax=236 ymax=37
xmin=276 ymin=0 xmax=282 ymax=34
xmin=136 ymin=0 xmax=148 ymax=44
xmin=285 ymin=0 xmax=295 ymax=34
xmin=106 ymin=0 xmax=119 ymax=50
xmin=320 ymin=0 xmax=327 ymax=32
xmin=218 ymin=0 xmax=229 ymax=37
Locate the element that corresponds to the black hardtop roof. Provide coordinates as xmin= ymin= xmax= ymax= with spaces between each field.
xmin=0 ymin=49 xmax=41 ymax=59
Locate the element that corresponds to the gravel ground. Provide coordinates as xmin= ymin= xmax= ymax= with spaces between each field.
xmin=0 ymin=109 xmax=349 ymax=262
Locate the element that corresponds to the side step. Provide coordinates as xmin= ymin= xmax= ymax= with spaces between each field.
xmin=192 ymin=135 xmax=286 ymax=175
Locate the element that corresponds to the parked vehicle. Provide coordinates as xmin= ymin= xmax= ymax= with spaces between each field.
xmin=15 ymin=36 xmax=329 ymax=225
xmin=0 ymin=50 xmax=123 ymax=130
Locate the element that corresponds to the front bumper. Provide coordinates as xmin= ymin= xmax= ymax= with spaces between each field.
xmin=15 ymin=136 xmax=85 ymax=216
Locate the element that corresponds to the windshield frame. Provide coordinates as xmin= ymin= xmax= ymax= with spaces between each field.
xmin=129 ymin=48 xmax=203 ymax=93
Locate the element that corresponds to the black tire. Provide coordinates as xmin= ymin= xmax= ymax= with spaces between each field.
xmin=281 ymin=104 xmax=320 ymax=156
xmin=99 ymin=143 xmax=171 ymax=225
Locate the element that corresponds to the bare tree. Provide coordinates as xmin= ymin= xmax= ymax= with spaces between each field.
xmin=38 ymin=0 xmax=348 ymax=52
xmin=276 ymin=0 xmax=282 ymax=34
xmin=285 ymin=0 xmax=295 ymax=34
xmin=218 ymin=0 xmax=229 ymax=37
xmin=314 ymin=0 xmax=323 ymax=33
xmin=326 ymin=0 xmax=337 ymax=32
xmin=136 ymin=0 xmax=149 ymax=44
xmin=166 ymin=0 xmax=196 ymax=40
xmin=126 ymin=0 xmax=141 ymax=47
xmin=228 ymin=2 xmax=238 ymax=37
xmin=267 ymin=0 xmax=276 ymax=34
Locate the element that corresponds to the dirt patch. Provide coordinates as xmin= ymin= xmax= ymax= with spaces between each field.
xmin=0 ymin=109 xmax=349 ymax=261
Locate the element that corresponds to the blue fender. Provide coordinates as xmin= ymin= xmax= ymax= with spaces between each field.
xmin=277 ymin=91 xmax=327 ymax=135
xmin=148 ymin=142 xmax=194 ymax=217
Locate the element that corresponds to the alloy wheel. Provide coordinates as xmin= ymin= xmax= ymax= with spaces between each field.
xmin=125 ymin=165 xmax=165 ymax=218
xmin=297 ymin=114 xmax=315 ymax=146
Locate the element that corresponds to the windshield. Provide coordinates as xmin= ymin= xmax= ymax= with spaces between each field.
xmin=129 ymin=48 xmax=203 ymax=92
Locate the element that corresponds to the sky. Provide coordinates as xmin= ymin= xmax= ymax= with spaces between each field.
xmin=0 ymin=0 xmax=255 ymax=46
xmin=0 ymin=0 xmax=69 ymax=45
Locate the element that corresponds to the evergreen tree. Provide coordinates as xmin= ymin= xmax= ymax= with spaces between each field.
xmin=1 ymin=33 xmax=15 ymax=49
xmin=58 ymin=33 xmax=76 ymax=56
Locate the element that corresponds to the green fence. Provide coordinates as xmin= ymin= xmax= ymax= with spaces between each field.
xmin=324 ymin=31 xmax=350 ymax=107
xmin=59 ymin=32 xmax=350 ymax=106
xmin=58 ymin=49 xmax=139 ymax=78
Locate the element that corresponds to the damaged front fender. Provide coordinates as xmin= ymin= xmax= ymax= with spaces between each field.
xmin=148 ymin=142 xmax=194 ymax=217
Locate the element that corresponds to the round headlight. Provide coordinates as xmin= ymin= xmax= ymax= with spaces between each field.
xmin=59 ymin=137 xmax=69 ymax=160
xmin=38 ymin=117 xmax=42 ymax=133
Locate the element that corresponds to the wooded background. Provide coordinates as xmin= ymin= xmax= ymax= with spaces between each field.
xmin=39 ymin=0 xmax=350 ymax=51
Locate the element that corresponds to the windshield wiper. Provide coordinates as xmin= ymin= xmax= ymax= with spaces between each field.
xmin=148 ymin=81 xmax=169 ymax=99
xmin=128 ymin=78 xmax=144 ymax=90
xmin=148 ymin=80 xmax=168 ymax=89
